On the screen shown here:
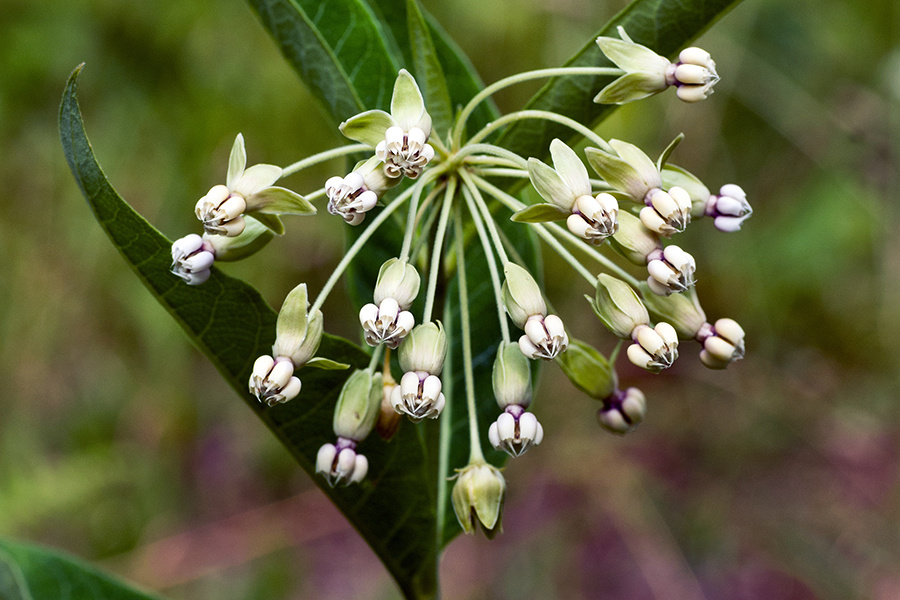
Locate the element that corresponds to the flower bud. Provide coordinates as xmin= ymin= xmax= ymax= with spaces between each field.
xmin=667 ymin=47 xmax=719 ymax=102
xmin=698 ymin=318 xmax=746 ymax=369
xmin=451 ymin=462 xmax=506 ymax=539
xmin=639 ymin=285 xmax=707 ymax=339
xmin=597 ymin=387 xmax=647 ymax=434
xmin=488 ymin=406 xmax=543 ymax=457
xmin=398 ymin=321 xmax=447 ymax=375
xmin=492 ymin=341 xmax=532 ymax=408
xmin=249 ymin=355 xmax=302 ymax=406
xmin=555 ymin=338 xmax=617 ymax=400
xmin=502 ymin=263 xmax=547 ymax=328
xmin=376 ymin=378 xmax=402 ymax=440
xmin=646 ymin=245 xmax=697 ymax=296
xmin=332 ymin=369 xmax=383 ymax=441
xmin=373 ymin=258 xmax=421 ymax=309
xmin=316 ymin=440 xmax=368 ymax=487
xmin=592 ymin=274 xmax=650 ymax=339
xmin=272 ymin=284 xmax=324 ymax=367
xmin=610 ymin=211 xmax=661 ymax=265
xmin=627 ymin=323 xmax=679 ymax=372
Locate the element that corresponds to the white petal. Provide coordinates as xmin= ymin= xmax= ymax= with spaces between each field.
xmin=172 ymin=234 xmax=203 ymax=257
xmin=543 ymin=314 xmax=566 ymax=339
xmin=185 ymin=270 xmax=211 ymax=285
xmin=655 ymin=322 xmax=678 ymax=346
xmin=281 ymin=377 xmax=302 ymax=401
xmin=518 ymin=412 xmax=538 ymax=442
xmin=646 ymin=276 xmax=672 ymax=296
xmin=184 ymin=250 xmax=215 ymax=272
xmin=518 ymin=335 xmax=540 ymax=359
xmin=359 ymin=303 xmax=379 ymax=328
xmin=719 ymin=184 xmax=746 ymax=201
xmin=715 ymin=318 xmax=745 ymax=344
xmin=674 ymin=63 xmax=710 ymax=85
xmin=336 ymin=448 xmax=357 ymax=477
xmin=626 ymin=343 xmax=654 ymax=369
xmin=524 ymin=317 xmax=548 ymax=347
xmin=488 ymin=422 xmax=501 ymax=450
xmin=378 ymin=297 xmax=401 ymax=322
xmin=647 ymin=259 xmax=675 ymax=285
xmin=714 ymin=216 xmax=744 ymax=232
xmin=567 ymin=213 xmax=592 ymax=238
xmin=400 ymin=371 xmax=421 ymax=398
xmin=316 ymin=444 xmax=337 ymax=475
xmin=422 ymin=375 xmax=442 ymax=402
xmin=358 ymin=190 xmax=378 ymax=212
xmin=496 ymin=412 xmax=516 ymax=441
xmin=269 ymin=360 xmax=295 ymax=388
xmin=207 ymin=184 xmax=230 ymax=206
xmin=676 ymin=85 xmax=709 ymax=103
xmin=218 ymin=216 xmax=246 ymax=237
xmin=350 ymin=455 xmax=368 ymax=483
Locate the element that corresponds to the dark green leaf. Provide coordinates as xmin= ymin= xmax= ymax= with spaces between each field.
xmin=496 ymin=0 xmax=742 ymax=158
xmin=0 ymin=538 xmax=162 ymax=600
xmin=246 ymin=0 xmax=400 ymax=119
xmin=511 ymin=203 xmax=570 ymax=223
xmin=60 ymin=66 xmax=438 ymax=600
xmin=406 ymin=0 xmax=453 ymax=136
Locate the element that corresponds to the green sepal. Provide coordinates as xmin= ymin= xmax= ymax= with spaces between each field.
xmin=585 ymin=146 xmax=641 ymax=201
xmin=391 ymin=69 xmax=429 ymax=132
xmin=340 ymin=109 xmax=395 ymax=147
xmin=510 ymin=203 xmax=570 ymax=223
xmin=250 ymin=212 xmax=286 ymax=235
xmin=210 ymin=216 xmax=276 ymax=262
xmin=305 ymin=357 xmax=352 ymax=370
xmin=656 ymin=133 xmax=685 ymax=172
xmin=595 ymin=35 xmax=669 ymax=74
xmin=251 ymin=186 xmax=316 ymax=215
xmin=555 ymin=338 xmax=617 ymax=400
xmin=594 ymin=72 xmax=666 ymax=105
xmin=527 ymin=157 xmax=574 ymax=210
xmin=639 ymin=284 xmax=706 ymax=339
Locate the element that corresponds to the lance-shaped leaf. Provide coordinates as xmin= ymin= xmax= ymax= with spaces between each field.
xmin=60 ymin=66 xmax=439 ymax=600
xmin=511 ymin=203 xmax=570 ymax=223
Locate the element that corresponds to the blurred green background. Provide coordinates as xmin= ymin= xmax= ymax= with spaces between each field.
xmin=1 ymin=0 xmax=898 ymax=598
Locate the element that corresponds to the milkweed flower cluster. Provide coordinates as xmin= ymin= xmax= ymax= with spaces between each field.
xmin=169 ymin=30 xmax=750 ymax=538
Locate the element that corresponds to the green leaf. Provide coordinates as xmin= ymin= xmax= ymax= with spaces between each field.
xmin=0 ymin=538 xmax=162 ymax=600
xmin=365 ymin=0 xmax=498 ymax=135
xmin=406 ymin=0 xmax=453 ymax=136
xmin=246 ymin=0 xmax=401 ymax=119
xmin=305 ymin=356 xmax=351 ymax=370
xmin=496 ymin=0 xmax=743 ymax=158
xmin=251 ymin=212 xmax=286 ymax=235
xmin=510 ymin=203 xmax=570 ymax=223
xmin=60 ymin=66 xmax=438 ymax=600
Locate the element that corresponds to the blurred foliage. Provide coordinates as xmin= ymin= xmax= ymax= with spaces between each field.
xmin=1 ymin=0 xmax=898 ymax=598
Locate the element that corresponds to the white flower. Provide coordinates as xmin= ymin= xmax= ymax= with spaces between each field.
xmin=325 ymin=171 xmax=378 ymax=225
xmin=698 ymin=318 xmax=746 ymax=369
xmin=359 ymin=298 xmax=415 ymax=349
xmin=390 ymin=371 xmax=446 ymax=422
xmin=627 ymin=323 xmax=679 ymax=372
xmin=639 ymin=187 xmax=692 ymax=237
xmin=316 ymin=440 xmax=368 ymax=487
xmin=597 ymin=387 xmax=647 ymax=434
xmin=488 ymin=407 xmax=543 ymax=457
xmin=594 ymin=28 xmax=719 ymax=104
xmin=706 ymin=184 xmax=752 ymax=232
xmin=249 ymin=355 xmax=302 ymax=406
xmin=195 ymin=134 xmax=314 ymax=236
xmin=518 ymin=314 xmax=569 ymax=360
xmin=171 ymin=233 xmax=215 ymax=285
xmin=526 ymin=140 xmax=619 ymax=243
xmin=646 ymin=245 xmax=697 ymax=296
xmin=340 ymin=70 xmax=435 ymax=179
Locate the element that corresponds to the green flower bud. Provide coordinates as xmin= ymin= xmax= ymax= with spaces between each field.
xmin=609 ymin=211 xmax=661 ymax=265
xmin=555 ymin=338 xmax=617 ymax=400
xmin=272 ymin=284 xmax=323 ymax=366
xmin=639 ymin=284 xmax=707 ymax=339
xmin=333 ymin=369 xmax=383 ymax=442
xmin=591 ymin=274 xmax=649 ymax=338
xmin=398 ymin=321 xmax=447 ymax=375
xmin=452 ymin=461 xmax=506 ymax=539
xmin=492 ymin=341 xmax=532 ymax=408
xmin=502 ymin=263 xmax=547 ymax=328
xmin=374 ymin=258 xmax=421 ymax=309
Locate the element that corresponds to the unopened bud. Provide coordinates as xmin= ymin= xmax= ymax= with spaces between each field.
xmin=627 ymin=323 xmax=679 ymax=372
xmin=592 ymin=274 xmax=650 ymax=339
xmin=597 ymin=387 xmax=647 ymax=434
xmin=698 ymin=318 xmax=746 ymax=369
xmin=555 ymin=338 xmax=617 ymax=400
xmin=502 ymin=263 xmax=547 ymax=328
xmin=639 ymin=285 xmax=707 ymax=339
xmin=398 ymin=321 xmax=447 ymax=375
xmin=610 ymin=211 xmax=661 ymax=265
xmin=492 ymin=341 xmax=532 ymax=408
xmin=332 ymin=369 xmax=383 ymax=441
xmin=451 ymin=462 xmax=506 ymax=539
xmin=374 ymin=258 xmax=421 ymax=308
xmin=272 ymin=284 xmax=324 ymax=367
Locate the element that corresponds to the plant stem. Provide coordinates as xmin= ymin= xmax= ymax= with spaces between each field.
xmin=458 ymin=170 xmax=509 ymax=265
xmin=400 ymin=167 xmax=447 ymax=262
xmin=422 ymin=176 xmax=458 ymax=324
xmin=367 ymin=344 xmax=384 ymax=371
xmin=451 ymin=67 xmax=623 ymax=150
xmin=281 ymin=144 xmax=371 ymax=177
xmin=453 ymin=144 xmax=528 ymax=169
xmin=310 ymin=185 xmax=417 ymax=314
xmin=454 ymin=205 xmax=485 ymax=464
xmin=467 ymin=110 xmax=613 ymax=152
xmin=459 ymin=178 xmax=511 ymax=343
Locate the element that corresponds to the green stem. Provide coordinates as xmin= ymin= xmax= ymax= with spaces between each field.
xmin=458 ymin=179 xmax=511 ymax=343
xmin=367 ymin=344 xmax=384 ymax=371
xmin=281 ymin=143 xmax=371 ymax=177
xmin=467 ymin=110 xmax=612 ymax=152
xmin=451 ymin=66 xmax=623 ymax=150
xmin=310 ymin=185 xmax=417 ymax=314
xmin=453 ymin=144 xmax=528 ymax=169
xmin=472 ymin=168 xmax=528 ymax=179
xmin=400 ymin=166 xmax=447 ymax=262
xmin=422 ymin=176 xmax=458 ymax=324
xmin=458 ymin=170 xmax=509 ymax=265
xmin=454 ymin=205 xmax=485 ymax=464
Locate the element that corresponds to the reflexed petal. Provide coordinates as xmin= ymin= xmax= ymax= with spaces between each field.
xmin=226 ymin=133 xmax=247 ymax=190
xmin=339 ymin=109 xmax=396 ymax=147
xmin=247 ymin=187 xmax=316 ymax=215
xmin=234 ymin=164 xmax=282 ymax=196
xmin=527 ymin=158 xmax=575 ymax=211
xmin=550 ymin=139 xmax=591 ymax=198
xmin=390 ymin=69 xmax=427 ymax=132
